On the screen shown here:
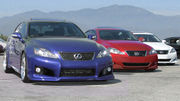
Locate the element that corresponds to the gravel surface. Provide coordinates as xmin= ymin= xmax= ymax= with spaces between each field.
xmin=0 ymin=55 xmax=180 ymax=101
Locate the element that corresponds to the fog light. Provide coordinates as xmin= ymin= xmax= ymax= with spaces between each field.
xmin=36 ymin=67 xmax=41 ymax=73
xmin=99 ymin=66 xmax=113 ymax=77
xmin=102 ymin=69 xmax=106 ymax=75
xmin=107 ymin=67 xmax=112 ymax=72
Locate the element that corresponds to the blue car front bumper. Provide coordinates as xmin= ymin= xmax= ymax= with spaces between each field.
xmin=26 ymin=55 xmax=114 ymax=81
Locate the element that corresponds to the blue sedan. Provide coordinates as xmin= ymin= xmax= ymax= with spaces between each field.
xmin=3 ymin=19 xmax=114 ymax=83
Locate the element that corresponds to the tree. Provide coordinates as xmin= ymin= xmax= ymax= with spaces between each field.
xmin=0 ymin=34 xmax=8 ymax=41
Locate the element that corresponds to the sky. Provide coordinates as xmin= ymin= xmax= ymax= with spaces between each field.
xmin=1 ymin=0 xmax=180 ymax=17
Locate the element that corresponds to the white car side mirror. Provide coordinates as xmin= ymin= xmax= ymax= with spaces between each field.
xmin=162 ymin=40 xmax=167 ymax=44
xmin=176 ymin=40 xmax=180 ymax=45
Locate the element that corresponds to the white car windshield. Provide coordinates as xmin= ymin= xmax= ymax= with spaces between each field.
xmin=135 ymin=34 xmax=161 ymax=42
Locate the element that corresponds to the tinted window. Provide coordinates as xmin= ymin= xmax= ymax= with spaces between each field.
xmin=15 ymin=23 xmax=23 ymax=33
xmin=14 ymin=23 xmax=27 ymax=37
xmin=20 ymin=23 xmax=27 ymax=37
xmin=168 ymin=38 xmax=180 ymax=44
xmin=99 ymin=30 xmax=137 ymax=41
xmin=29 ymin=22 xmax=86 ymax=38
xmin=135 ymin=34 xmax=161 ymax=42
xmin=22 ymin=24 xmax=27 ymax=35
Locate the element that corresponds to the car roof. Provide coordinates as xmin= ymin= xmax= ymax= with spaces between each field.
xmin=24 ymin=18 xmax=70 ymax=23
xmin=92 ymin=26 xmax=128 ymax=31
xmin=165 ymin=37 xmax=180 ymax=39
xmin=133 ymin=32 xmax=154 ymax=35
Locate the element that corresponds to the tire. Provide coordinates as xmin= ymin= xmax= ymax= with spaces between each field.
xmin=169 ymin=63 xmax=175 ymax=65
xmin=3 ymin=51 xmax=13 ymax=73
xmin=20 ymin=53 xmax=31 ymax=83
xmin=145 ymin=69 xmax=155 ymax=72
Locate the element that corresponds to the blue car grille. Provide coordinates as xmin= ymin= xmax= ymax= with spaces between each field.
xmin=126 ymin=51 xmax=147 ymax=56
xmin=60 ymin=68 xmax=95 ymax=77
xmin=60 ymin=52 xmax=94 ymax=60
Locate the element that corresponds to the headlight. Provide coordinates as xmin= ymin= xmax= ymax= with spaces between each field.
xmin=34 ymin=48 xmax=58 ymax=59
xmin=149 ymin=48 xmax=157 ymax=55
xmin=170 ymin=48 xmax=176 ymax=53
xmin=108 ymin=48 xmax=125 ymax=55
xmin=97 ymin=49 xmax=110 ymax=58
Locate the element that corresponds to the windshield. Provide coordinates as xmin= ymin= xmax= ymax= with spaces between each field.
xmin=28 ymin=22 xmax=86 ymax=38
xmin=99 ymin=30 xmax=137 ymax=41
xmin=134 ymin=34 xmax=161 ymax=42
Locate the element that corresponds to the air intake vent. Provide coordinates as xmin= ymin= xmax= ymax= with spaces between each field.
xmin=123 ymin=63 xmax=149 ymax=66
xmin=60 ymin=68 xmax=95 ymax=77
xmin=158 ymin=59 xmax=171 ymax=61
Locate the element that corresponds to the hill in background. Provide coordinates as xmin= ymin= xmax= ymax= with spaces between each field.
xmin=0 ymin=5 xmax=180 ymax=39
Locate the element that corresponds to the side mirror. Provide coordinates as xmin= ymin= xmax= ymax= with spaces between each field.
xmin=12 ymin=33 xmax=22 ymax=39
xmin=12 ymin=33 xmax=25 ymax=43
xmin=138 ymin=37 xmax=145 ymax=42
xmin=176 ymin=40 xmax=180 ymax=45
xmin=88 ymin=35 xmax=96 ymax=40
xmin=162 ymin=40 xmax=168 ymax=44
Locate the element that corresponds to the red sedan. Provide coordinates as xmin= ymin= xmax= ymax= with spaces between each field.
xmin=86 ymin=27 xmax=158 ymax=71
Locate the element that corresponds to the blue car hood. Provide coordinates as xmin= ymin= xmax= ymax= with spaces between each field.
xmin=30 ymin=38 xmax=99 ymax=52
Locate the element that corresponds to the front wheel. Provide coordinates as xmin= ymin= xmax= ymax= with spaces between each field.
xmin=3 ymin=51 xmax=13 ymax=73
xmin=20 ymin=54 xmax=31 ymax=83
xmin=168 ymin=63 xmax=175 ymax=65
xmin=145 ymin=69 xmax=155 ymax=72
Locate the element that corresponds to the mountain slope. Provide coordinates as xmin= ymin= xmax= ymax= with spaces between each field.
xmin=0 ymin=5 xmax=179 ymax=39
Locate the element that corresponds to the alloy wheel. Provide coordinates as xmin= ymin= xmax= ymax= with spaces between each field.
xmin=3 ymin=53 xmax=7 ymax=71
xmin=21 ymin=57 xmax=26 ymax=80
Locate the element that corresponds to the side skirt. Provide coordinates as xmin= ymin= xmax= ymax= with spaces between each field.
xmin=9 ymin=65 xmax=20 ymax=73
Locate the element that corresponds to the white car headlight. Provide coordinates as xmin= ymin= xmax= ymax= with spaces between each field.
xmin=34 ymin=48 xmax=58 ymax=59
xmin=170 ymin=48 xmax=176 ymax=53
xmin=149 ymin=48 xmax=157 ymax=55
xmin=97 ymin=49 xmax=110 ymax=58
xmin=108 ymin=48 xmax=125 ymax=55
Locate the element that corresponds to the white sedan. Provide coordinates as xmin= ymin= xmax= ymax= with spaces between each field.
xmin=134 ymin=32 xmax=177 ymax=64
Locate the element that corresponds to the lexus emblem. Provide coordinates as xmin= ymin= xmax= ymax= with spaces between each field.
xmin=134 ymin=52 xmax=140 ymax=56
xmin=159 ymin=51 xmax=163 ymax=54
xmin=74 ymin=53 xmax=83 ymax=60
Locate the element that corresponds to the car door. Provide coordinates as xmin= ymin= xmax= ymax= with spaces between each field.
xmin=7 ymin=36 xmax=15 ymax=67
xmin=10 ymin=23 xmax=26 ymax=71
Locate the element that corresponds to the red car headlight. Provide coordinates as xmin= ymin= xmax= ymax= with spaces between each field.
xmin=108 ymin=48 xmax=125 ymax=55
xmin=149 ymin=48 xmax=157 ymax=55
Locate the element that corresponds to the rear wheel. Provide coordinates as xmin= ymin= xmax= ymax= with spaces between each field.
xmin=20 ymin=54 xmax=31 ymax=83
xmin=3 ymin=51 xmax=13 ymax=73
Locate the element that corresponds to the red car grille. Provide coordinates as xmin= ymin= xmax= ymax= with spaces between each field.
xmin=126 ymin=51 xmax=147 ymax=56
